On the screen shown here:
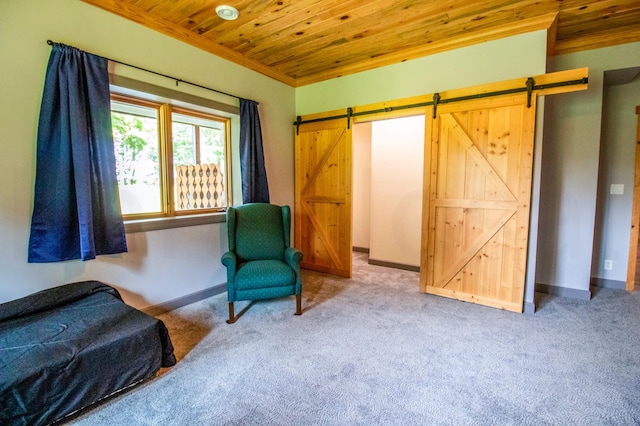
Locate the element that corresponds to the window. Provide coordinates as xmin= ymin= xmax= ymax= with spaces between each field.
xmin=110 ymin=94 xmax=231 ymax=220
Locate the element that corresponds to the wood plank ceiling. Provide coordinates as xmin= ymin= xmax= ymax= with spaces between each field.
xmin=82 ymin=0 xmax=640 ymax=87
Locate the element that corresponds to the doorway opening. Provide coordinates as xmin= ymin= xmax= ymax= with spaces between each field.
xmin=591 ymin=67 xmax=640 ymax=292
xmin=352 ymin=115 xmax=425 ymax=272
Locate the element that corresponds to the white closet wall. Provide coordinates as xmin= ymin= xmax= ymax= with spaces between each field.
xmin=369 ymin=116 xmax=425 ymax=268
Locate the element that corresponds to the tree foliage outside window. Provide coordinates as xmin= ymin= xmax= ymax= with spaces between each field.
xmin=172 ymin=122 xmax=196 ymax=166
xmin=111 ymin=112 xmax=158 ymax=186
xmin=200 ymin=126 xmax=225 ymax=164
xmin=172 ymin=112 xmax=226 ymax=167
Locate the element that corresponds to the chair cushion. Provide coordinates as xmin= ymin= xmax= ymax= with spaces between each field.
xmin=235 ymin=260 xmax=295 ymax=291
xmin=234 ymin=204 xmax=286 ymax=262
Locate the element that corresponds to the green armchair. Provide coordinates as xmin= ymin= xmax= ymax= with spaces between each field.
xmin=221 ymin=203 xmax=303 ymax=323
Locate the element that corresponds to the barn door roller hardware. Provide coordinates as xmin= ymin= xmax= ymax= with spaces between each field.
xmin=526 ymin=77 xmax=535 ymax=108
xmin=432 ymin=93 xmax=441 ymax=119
xmin=294 ymin=75 xmax=588 ymax=128
xmin=295 ymin=116 xmax=302 ymax=135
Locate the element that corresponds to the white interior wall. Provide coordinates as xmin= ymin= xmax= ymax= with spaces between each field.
xmin=352 ymin=123 xmax=372 ymax=250
xmin=591 ymin=77 xmax=640 ymax=283
xmin=369 ymin=116 xmax=425 ymax=268
xmin=0 ymin=0 xmax=295 ymax=307
xmin=538 ymin=42 xmax=640 ymax=294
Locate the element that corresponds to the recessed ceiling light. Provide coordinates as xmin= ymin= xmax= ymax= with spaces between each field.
xmin=216 ymin=5 xmax=239 ymax=20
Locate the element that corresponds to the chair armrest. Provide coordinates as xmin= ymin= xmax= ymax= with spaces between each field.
xmin=221 ymin=251 xmax=236 ymax=269
xmin=221 ymin=251 xmax=238 ymax=302
xmin=285 ymin=247 xmax=303 ymax=294
xmin=284 ymin=247 xmax=303 ymax=269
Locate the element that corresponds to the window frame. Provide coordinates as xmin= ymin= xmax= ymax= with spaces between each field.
xmin=170 ymin=106 xmax=232 ymax=217
xmin=110 ymin=92 xmax=233 ymax=223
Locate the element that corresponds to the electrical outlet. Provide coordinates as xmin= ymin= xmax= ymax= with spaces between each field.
xmin=604 ymin=259 xmax=613 ymax=270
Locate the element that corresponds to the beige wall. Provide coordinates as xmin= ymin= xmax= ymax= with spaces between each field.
xmin=592 ymin=77 xmax=640 ymax=283
xmin=369 ymin=116 xmax=425 ymax=268
xmin=352 ymin=117 xmax=425 ymax=268
xmin=296 ymin=31 xmax=548 ymax=116
xmin=538 ymin=42 xmax=640 ymax=294
xmin=352 ymin=123 xmax=372 ymax=250
xmin=0 ymin=0 xmax=295 ymax=307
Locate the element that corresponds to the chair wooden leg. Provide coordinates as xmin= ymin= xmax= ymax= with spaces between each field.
xmin=226 ymin=302 xmax=236 ymax=324
xmin=295 ymin=294 xmax=302 ymax=316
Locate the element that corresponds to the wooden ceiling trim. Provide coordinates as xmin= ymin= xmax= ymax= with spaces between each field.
xmin=558 ymin=0 xmax=640 ymax=24
xmin=81 ymin=0 xmax=297 ymax=86
xmin=295 ymin=12 xmax=559 ymax=87
xmin=560 ymin=8 xmax=640 ymax=34
xmin=546 ymin=11 xmax=559 ymax=56
xmin=555 ymin=25 xmax=640 ymax=55
xmin=554 ymin=0 xmax=640 ymax=51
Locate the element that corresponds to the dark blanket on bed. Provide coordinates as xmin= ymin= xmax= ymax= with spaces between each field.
xmin=0 ymin=281 xmax=176 ymax=426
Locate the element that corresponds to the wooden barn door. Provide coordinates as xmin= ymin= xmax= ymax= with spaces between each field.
xmin=295 ymin=119 xmax=352 ymax=278
xmin=420 ymin=94 xmax=537 ymax=312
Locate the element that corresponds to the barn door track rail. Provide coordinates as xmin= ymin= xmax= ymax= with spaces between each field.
xmin=294 ymin=68 xmax=589 ymax=134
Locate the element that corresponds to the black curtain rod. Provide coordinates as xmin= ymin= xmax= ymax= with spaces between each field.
xmin=46 ymin=39 xmax=245 ymax=102
xmin=293 ymin=76 xmax=588 ymax=133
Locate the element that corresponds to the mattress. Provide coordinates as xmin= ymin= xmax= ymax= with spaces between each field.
xmin=0 ymin=281 xmax=176 ymax=425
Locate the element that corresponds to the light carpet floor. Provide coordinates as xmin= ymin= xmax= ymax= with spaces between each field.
xmin=67 ymin=253 xmax=640 ymax=425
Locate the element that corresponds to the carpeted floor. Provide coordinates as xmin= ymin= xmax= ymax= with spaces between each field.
xmin=67 ymin=252 xmax=640 ymax=425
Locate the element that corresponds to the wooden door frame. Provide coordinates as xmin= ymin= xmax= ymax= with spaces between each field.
xmin=625 ymin=106 xmax=640 ymax=291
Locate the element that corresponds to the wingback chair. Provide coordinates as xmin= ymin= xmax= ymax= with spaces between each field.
xmin=221 ymin=203 xmax=303 ymax=323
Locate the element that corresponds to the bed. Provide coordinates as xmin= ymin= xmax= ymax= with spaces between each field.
xmin=0 ymin=280 xmax=176 ymax=425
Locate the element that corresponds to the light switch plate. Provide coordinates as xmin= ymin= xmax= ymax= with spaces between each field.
xmin=610 ymin=184 xmax=624 ymax=195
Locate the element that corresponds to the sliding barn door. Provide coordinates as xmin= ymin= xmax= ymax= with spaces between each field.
xmin=420 ymin=94 xmax=537 ymax=312
xmin=295 ymin=119 xmax=352 ymax=277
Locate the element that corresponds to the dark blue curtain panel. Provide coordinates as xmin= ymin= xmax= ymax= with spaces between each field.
xmin=28 ymin=43 xmax=127 ymax=262
xmin=239 ymin=98 xmax=270 ymax=203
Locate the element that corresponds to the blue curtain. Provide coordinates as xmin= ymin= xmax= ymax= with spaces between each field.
xmin=239 ymin=98 xmax=270 ymax=203
xmin=28 ymin=43 xmax=127 ymax=262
